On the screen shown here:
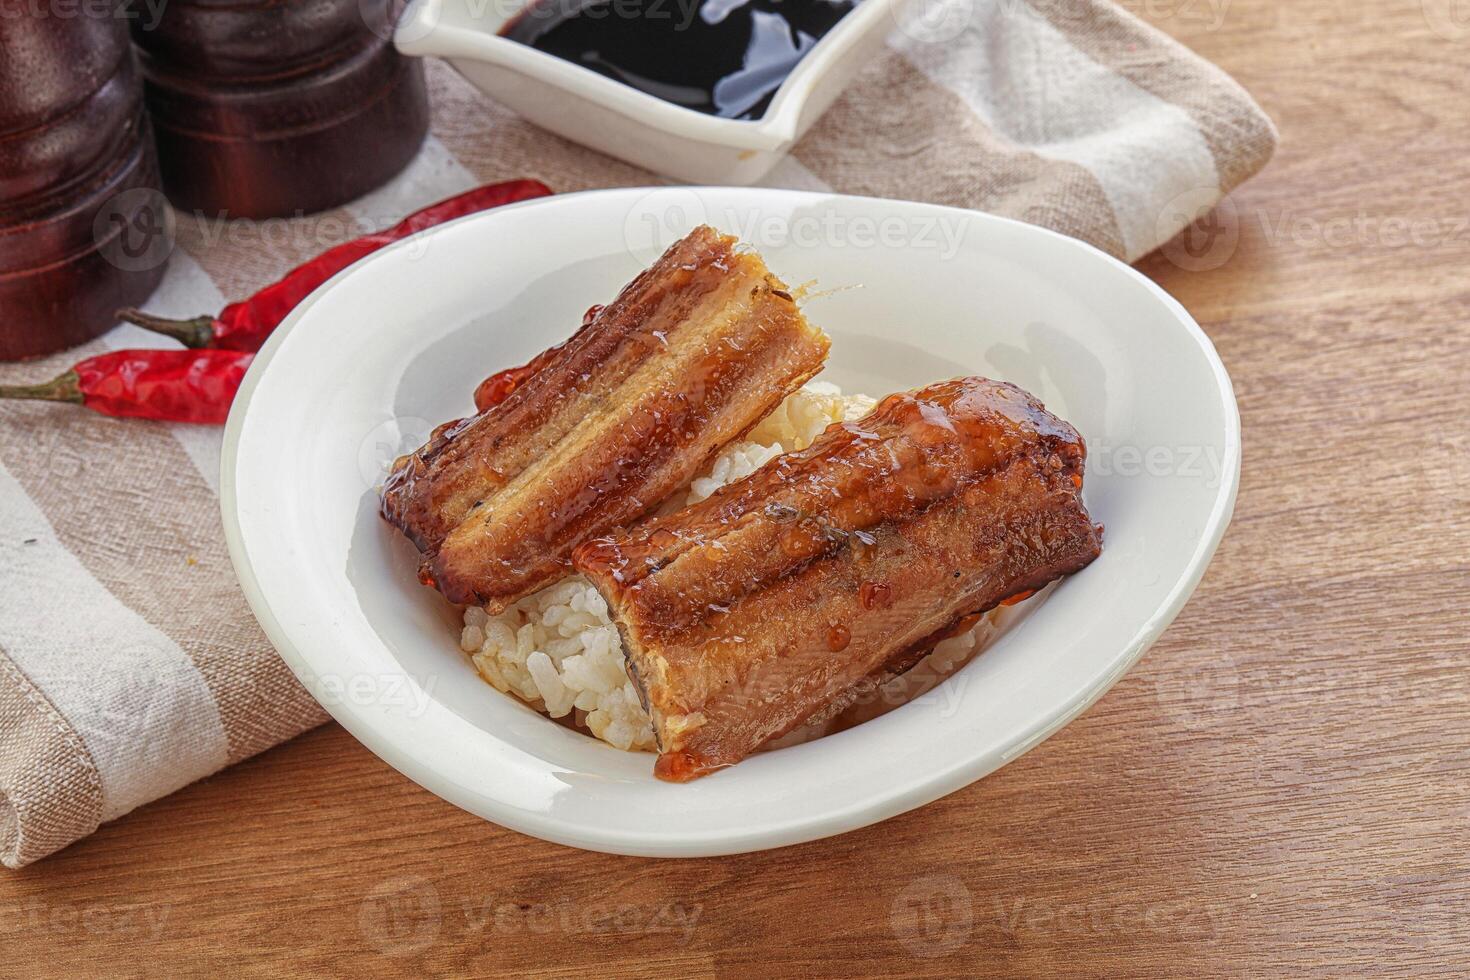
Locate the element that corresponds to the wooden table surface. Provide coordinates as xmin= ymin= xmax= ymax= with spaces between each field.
xmin=5 ymin=2 xmax=1468 ymax=976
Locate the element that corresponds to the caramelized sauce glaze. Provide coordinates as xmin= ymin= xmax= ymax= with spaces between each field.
xmin=574 ymin=377 xmax=1104 ymax=781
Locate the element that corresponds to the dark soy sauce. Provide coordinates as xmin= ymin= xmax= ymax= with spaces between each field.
xmin=501 ymin=0 xmax=860 ymax=120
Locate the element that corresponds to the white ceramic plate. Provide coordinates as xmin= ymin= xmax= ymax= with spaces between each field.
xmin=222 ymin=187 xmax=1238 ymax=857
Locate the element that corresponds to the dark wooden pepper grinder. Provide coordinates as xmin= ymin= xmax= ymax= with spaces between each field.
xmin=0 ymin=14 xmax=170 ymax=361
xmin=132 ymin=0 xmax=430 ymax=219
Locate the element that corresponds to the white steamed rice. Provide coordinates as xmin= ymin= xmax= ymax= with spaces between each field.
xmin=457 ymin=382 xmax=994 ymax=752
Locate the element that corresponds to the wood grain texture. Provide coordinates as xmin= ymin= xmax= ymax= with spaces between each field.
xmin=3 ymin=1 xmax=1469 ymax=974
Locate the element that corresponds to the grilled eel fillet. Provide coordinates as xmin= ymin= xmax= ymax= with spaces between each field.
xmin=380 ymin=226 xmax=830 ymax=611
xmin=573 ymin=377 xmax=1104 ymax=781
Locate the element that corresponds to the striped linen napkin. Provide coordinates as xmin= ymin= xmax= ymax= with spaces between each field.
xmin=0 ymin=0 xmax=1275 ymax=867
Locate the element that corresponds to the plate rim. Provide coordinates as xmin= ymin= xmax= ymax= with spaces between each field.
xmin=220 ymin=186 xmax=1241 ymax=856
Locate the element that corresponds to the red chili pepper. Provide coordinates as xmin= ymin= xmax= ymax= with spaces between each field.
xmin=0 ymin=349 xmax=252 ymax=424
xmin=472 ymin=303 xmax=604 ymax=413
xmin=117 ymin=179 xmax=554 ymax=351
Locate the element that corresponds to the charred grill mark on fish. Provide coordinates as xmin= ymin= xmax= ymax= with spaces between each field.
xmin=574 ymin=377 xmax=1104 ymax=781
xmin=379 ymin=226 xmax=831 ymax=612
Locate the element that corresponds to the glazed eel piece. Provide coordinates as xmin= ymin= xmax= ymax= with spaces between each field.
xmin=380 ymin=225 xmax=830 ymax=611
xmin=573 ymin=377 xmax=1104 ymax=781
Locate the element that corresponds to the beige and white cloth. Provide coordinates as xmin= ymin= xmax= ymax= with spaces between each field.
xmin=0 ymin=0 xmax=1275 ymax=867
